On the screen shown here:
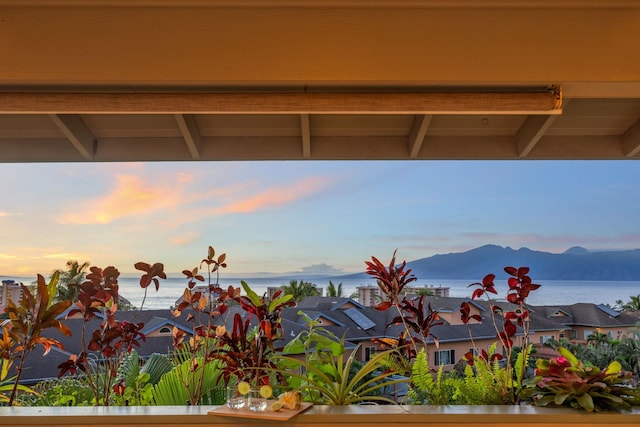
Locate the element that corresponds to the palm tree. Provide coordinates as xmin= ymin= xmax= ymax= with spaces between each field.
xmin=615 ymin=294 xmax=640 ymax=312
xmin=326 ymin=281 xmax=343 ymax=297
xmin=586 ymin=331 xmax=611 ymax=352
xmin=611 ymin=337 xmax=640 ymax=385
xmin=281 ymin=279 xmax=320 ymax=302
xmin=54 ymin=260 xmax=90 ymax=302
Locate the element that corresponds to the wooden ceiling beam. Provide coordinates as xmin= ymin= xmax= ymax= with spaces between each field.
xmin=0 ymin=91 xmax=562 ymax=115
xmin=0 ymin=134 xmax=634 ymax=162
xmin=174 ymin=114 xmax=202 ymax=159
xmin=622 ymin=119 xmax=640 ymax=158
xmin=48 ymin=114 xmax=95 ymax=160
xmin=515 ymin=114 xmax=559 ymax=158
xmin=300 ymin=114 xmax=311 ymax=158
xmin=408 ymin=114 xmax=432 ymax=158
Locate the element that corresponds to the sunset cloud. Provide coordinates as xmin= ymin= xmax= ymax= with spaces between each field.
xmin=0 ymin=210 xmax=22 ymax=218
xmin=60 ymin=174 xmax=192 ymax=224
xmin=170 ymin=231 xmax=201 ymax=247
xmin=213 ymin=176 xmax=330 ymax=215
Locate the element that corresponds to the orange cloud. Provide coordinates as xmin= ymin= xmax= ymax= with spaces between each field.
xmin=60 ymin=174 xmax=187 ymax=224
xmin=170 ymin=231 xmax=201 ymax=247
xmin=42 ymin=252 xmax=83 ymax=260
xmin=213 ymin=176 xmax=329 ymax=215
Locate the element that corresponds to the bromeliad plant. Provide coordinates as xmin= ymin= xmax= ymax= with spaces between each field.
xmin=523 ymin=347 xmax=640 ymax=412
xmin=459 ymin=266 xmax=538 ymax=404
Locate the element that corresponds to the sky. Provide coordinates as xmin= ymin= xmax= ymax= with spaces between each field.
xmin=1 ymin=160 xmax=639 ymax=278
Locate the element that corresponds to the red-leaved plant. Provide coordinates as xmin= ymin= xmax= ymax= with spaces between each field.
xmin=2 ymin=273 xmax=72 ymax=405
xmin=214 ymin=282 xmax=295 ymax=386
xmin=460 ymin=266 xmax=540 ymax=404
xmin=170 ymin=245 xmax=240 ymax=405
xmin=365 ymin=250 xmax=443 ymax=361
xmin=57 ymin=263 xmax=165 ymax=405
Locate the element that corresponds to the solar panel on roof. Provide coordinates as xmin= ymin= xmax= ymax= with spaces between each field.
xmin=596 ymin=304 xmax=621 ymax=318
xmin=343 ymin=307 xmax=376 ymax=330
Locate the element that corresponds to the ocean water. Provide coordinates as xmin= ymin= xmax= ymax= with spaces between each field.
xmin=116 ymin=276 xmax=640 ymax=310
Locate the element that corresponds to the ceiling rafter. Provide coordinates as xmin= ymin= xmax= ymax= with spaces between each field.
xmin=622 ymin=119 xmax=640 ymax=158
xmin=300 ymin=114 xmax=311 ymax=158
xmin=408 ymin=114 xmax=432 ymax=158
xmin=48 ymin=114 xmax=95 ymax=160
xmin=515 ymin=114 xmax=559 ymax=158
xmin=174 ymin=114 xmax=201 ymax=159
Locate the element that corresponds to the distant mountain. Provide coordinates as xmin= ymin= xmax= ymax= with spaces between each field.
xmin=338 ymin=245 xmax=640 ymax=281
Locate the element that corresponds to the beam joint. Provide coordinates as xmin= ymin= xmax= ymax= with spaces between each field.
xmin=48 ymin=114 xmax=95 ymax=160
xmin=175 ymin=114 xmax=202 ymax=159
xmin=622 ymin=119 xmax=640 ymax=158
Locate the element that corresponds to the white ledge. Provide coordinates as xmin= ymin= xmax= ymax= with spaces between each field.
xmin=0 ymin=405 xmax=639 ymax=427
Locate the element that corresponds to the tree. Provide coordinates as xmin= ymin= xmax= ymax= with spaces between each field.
xmin=416 ymin=288 xmax=434 ymax=297
xmin=281 ymin=279 xmax=320 ymax=302
xmin=587 ymin=331 xmax=611 ymax=352
xmin=611 ymin=337 xmax=640 ymax=385
xmin=615 ymin=294 xmax=640 ymax=312
xmin=53 ymin=260 xmax=90 ymax=303
xmin=326 ymin=281 xmax=343 ymax=297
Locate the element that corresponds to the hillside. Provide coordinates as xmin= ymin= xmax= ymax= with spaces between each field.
xmin=340 ymin=245 xmax=640 ymax=281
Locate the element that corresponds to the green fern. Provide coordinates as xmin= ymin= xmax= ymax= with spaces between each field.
xmin=407 ymin=349 xmax=432 ymax=404
xmin=407 ymin=349 xmax=461 ymax=405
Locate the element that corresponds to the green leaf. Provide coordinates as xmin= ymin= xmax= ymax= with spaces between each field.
xmin=268 ymin=293 xmax=293 ymax=312
xmin=47 ymin=270 xmax=60 ymax=306
xmin=606 ymin=360 xmax=622 ymax=375
xmin=576 ymin=392 xmax=595 ymax=412
xmin=554 ymin=392 xmax=569 ymax=405
xmin=558 ymin=347 xmax=580 ymax=367
xmin=241 ymin=281 xmax=262 ymax=307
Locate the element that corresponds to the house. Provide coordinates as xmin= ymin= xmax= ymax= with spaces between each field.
xmin=527 ymin=303 xmax=640 ymax=344
xmin=7 ymin=295 xmax=640 ymax=383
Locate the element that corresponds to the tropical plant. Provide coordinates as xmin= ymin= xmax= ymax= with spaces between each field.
xmin=53 ymin=260 xmax=90 ymax=303
xmin=545 ymin=336 xmax=640 ymax=385
xmin=2 ymin=272 xmax=72 ymax=405
xmin=615 ymin=294 xmax=640 ymax=312
xmin=459 ymin=266 xmax=539 ymax=405
xmin=170 ymin=245 xmax=236 ymax=405
xmin=274 ymin=343 xmax=407 ymax=405
xmin=281 ymin=280 xmax=321 ymax=302
xmin=365 ymin=250 xmax=443 ymax=356
xmin=0 ymin=357 xmax=35 ymax=405
xmin=523 ymin=347 xmax=640 ymax=412
xmin=586 ymin=331 xmax=611 ymax=352
xmin=21 ymin=375 xmax=94 ymax=406
xmin=113 ymin=350 xmax=172 ymax=406
xmin=407 ymin=349 xmax=461 ymax=404
xmin=611 ymin=338 xmax=640 ymax=385
xmin=56 ymin=263 xmax=165 ymax=405
xmin=326 ymin=281 xmax=343 ymax=297
xmin=274 ymin=310 xmax=408 ymax=405
xmin=214 ymin=281 xmax=295 ymax=387
xmin=151 ymin=348 xmax=224 ymax=405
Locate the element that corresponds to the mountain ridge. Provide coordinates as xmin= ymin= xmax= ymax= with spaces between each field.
xmin=336 ymin=244 xmax=640 ymax=281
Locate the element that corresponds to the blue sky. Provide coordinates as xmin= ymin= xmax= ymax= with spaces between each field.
xmin=1 ymin=160 xmax=639 ymax=277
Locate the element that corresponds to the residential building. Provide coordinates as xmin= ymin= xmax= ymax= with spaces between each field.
xmin=0 ymin=280 xmax=23 ymax=313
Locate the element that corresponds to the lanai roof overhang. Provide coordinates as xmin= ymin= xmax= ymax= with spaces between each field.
xmin=1 ymin=0 xmax=639 ymax=162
